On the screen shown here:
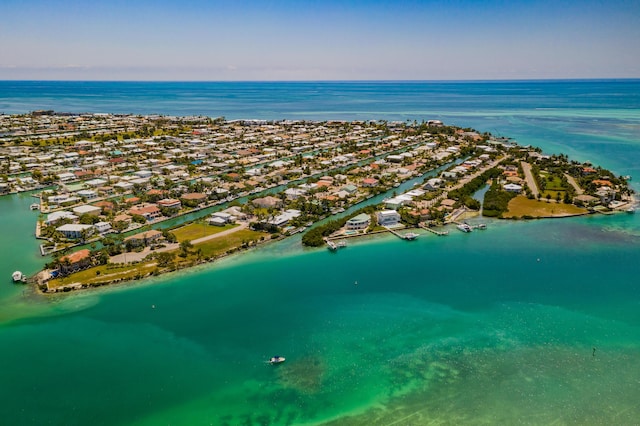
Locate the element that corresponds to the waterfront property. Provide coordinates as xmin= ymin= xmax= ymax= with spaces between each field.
xmin=377 ymin=210 xmax=401 ymax=226
xmin=346 ymin=213 xmax=371 ymax=230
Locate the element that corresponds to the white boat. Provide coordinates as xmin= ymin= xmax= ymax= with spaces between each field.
xmin=12 ymin=271 xmax=25 ymax=283
xmin=337 ymin=241 xmax=347 ymax=248
xmin=477 ymin=223 xmax=487 ymax=230
xmin=456 ymin=223 xmax=472 ymax=233
xmin=269 ymin=356 xmax=286 ymax=364
xmin=29 ymin=203 xmax=40 ymax=211
xmin=404 ymin=232 xmax=419 ymax=240
xmin=627 ymin=207 xmax=635 ymax=214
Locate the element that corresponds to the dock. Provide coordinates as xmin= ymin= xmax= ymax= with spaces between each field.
xmin=384 ymin=227 xmax=419 ymax=240
xmin=451 ymin=221 xmax=486 ymax=231
xmin=419 ymin=223 xmax=448 ymax=236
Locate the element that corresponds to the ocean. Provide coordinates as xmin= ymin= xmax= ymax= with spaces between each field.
xmin=0 ymin=80 xmax=639 ymax=425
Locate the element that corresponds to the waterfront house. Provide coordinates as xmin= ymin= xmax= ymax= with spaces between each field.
xmin=59 ymin=249 xmax=92 ymax=274
xmin=252 ymin=196 xmax=283 ymax=209
xmin=180 ymin=192 xmax=207 ymax=207
xmin=346 ymin=213 xmax=371 ymax=230
xmin=129 ymin=204 xmax=162 ymax=221
xmin=424 ymin=178 xmax=442 ymax=191
xmin=45 ymin=211 xmax=78 ymax=225
xmin=157 ymin=198 xmax=182 ymax=211
xmin=267 ymin=209 xmax=301 ymax=227
xmin=362 ymin=178 xmax=379 ymax=187
xmin=56 ymin=223 xmax=95 ymax=239
xmin=377 ymin=210 xmax=401 ymax=226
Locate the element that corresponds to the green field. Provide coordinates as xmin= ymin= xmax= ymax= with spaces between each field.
xmin=503 ymin=196 xmax=587 ymax=218
xmin=194 ymin=229 xmax=267 ymax=258
xmin=172 ymin=222 xmax=237 ymax=242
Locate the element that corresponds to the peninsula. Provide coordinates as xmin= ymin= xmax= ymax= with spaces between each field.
xmin=0 ymin=112 xmax=634 ymax=292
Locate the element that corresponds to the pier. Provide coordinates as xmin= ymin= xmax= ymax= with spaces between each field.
xmin=451 ymin=220 xmax=487 ymax=231
xmin=419 ymin=223 xmax=448 ymax=236
xmin=384 ymin=227 xmax=419 ymax=240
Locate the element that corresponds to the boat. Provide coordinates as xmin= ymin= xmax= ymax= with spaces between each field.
xmin=477 ymin=223 xmax=487 ymax=230
xmin=404 ymin=232 xmax=419 ymax=240
xmin=456 ymin=223 xmax=472 ymax=233
xmin=29 ymin=203 xmax=40 ymax=211
xmin=269 ymin=356 xmax=286 ymax=364
xmin=12 ymin=271 xmax=26 ymax=283
xmin=627 ymin=207 xmax=635 ymax=214
xmin=337 ymin=241 xmax=347 ymax=248
xmin=326 ymin=240 xmax=338 ymax=251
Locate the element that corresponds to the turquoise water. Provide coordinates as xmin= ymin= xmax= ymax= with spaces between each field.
xmin=1 ymin=81 xmax=639 ymax=425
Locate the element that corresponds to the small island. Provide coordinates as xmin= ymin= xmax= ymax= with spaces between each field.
xmin=0 ymin=112 xmax=634 ymax=292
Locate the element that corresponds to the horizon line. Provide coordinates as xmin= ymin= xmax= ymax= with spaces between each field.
xmin=1 ymin=78 xmax=640 ymax=84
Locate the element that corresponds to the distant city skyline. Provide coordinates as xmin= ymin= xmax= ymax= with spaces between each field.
xmin=1 ymin=0 xmax=640 ymax=81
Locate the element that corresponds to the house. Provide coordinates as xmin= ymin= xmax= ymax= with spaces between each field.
xmin=157 ymin=198 xmax=182 ymax=210
xmin=58 ymin=249 xmax=92 ymax=274
xmin=377 ymin=210 xmax=401 ymax=226
xmin=129 ymin=204 xmax=162 ymax=221
xmin=207 ymin=216 xmax=227 ymax=226
xmin=114 ymin=181 xmax=134 ymax=191
xmin=94 ymin=221 xmax=112 ymax=234
xmin=441 ymin=171 xmax=458 ymax=180
xmin=72 ymin=205 xmax=101 ymax=217
xmin=180 ymin=192 xmax=207 ymax=206
xmin=56 ymin=223 xmax=95 ymax=239
xmin=252 ymin=196 xmax=282 ymax=209
xmin=76 ymin=189 xmax=98 ymax=200
xmin=424 ymin=178 xmax=442 ymax=191
xmin=573 ymin=194 xmax=599 ymax=207
xmin=210 ymin=212 xmax=234 ymax=224
xmin=124 ymin=229 xmax=163 ymax=247
xmin=361 ymin=178 xmax=379 ymax=187
xmin=341 ymin=184 xmax=358 ymax=195
xmin=503 ymin=183 xmax=522 ymax=193
xmin=93 ymin=200 xmax=115 ymax=213
xmin=267 ymin=209 xmax=301 ymax=227
xmin=284 ymin=188 xmax=307 ymax=200
xmin=595 ymin=186 xmax=615 ymax=204
xmin=346 ymin=213 xmax=371 ymax=230
xmin=45 ymin=211 xmax=78 ymax=225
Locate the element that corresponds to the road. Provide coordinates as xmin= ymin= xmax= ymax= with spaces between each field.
xmin=520 ymin=161 xmax=539 ymax=197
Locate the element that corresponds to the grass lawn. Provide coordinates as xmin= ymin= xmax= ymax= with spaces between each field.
xmin=503 ymin=196 xmax=587 ymax=218
xmin=195 ymin=229 xmax=267 ymax=258
xmin=48 ymin=262 xmax=156 ymax=289
xmin=540 ymin=190 xmax=567 ymax=201
xmin=172 ymin=222 xmax=237 ymax=242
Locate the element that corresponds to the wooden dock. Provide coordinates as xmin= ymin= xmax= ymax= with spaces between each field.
xmin=419 ymin=223 xmax=448 ymax=236
xmin=383 ymin=227 xmax=419 ymax=240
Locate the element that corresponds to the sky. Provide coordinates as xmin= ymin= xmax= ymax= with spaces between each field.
xmin=1 ymin=0 xmax=639 ymax=81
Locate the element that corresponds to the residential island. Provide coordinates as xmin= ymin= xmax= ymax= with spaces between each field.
xmin=0 ymin=111 xmax=634 ymax=292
